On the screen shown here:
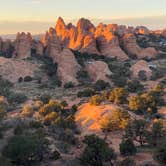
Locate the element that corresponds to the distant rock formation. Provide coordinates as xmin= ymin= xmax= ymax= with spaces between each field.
xmin=122 ymin=33 xmax=158 ymax=59
xmin=134 ymin=26 xmax=150 ymax=35
xmin=13 ymin=32 xmax=32 ymax=59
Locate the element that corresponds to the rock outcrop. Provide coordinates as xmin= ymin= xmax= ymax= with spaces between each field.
xmin=75 ymin=103 xmax=120 ymax=134
xmin=123 ymin=33 xmax=158 ymax=59
xmin=13 ymin=32 xmax=32 ymax=59
xmin=55 ymin=49 xmax=81 ymax=85
xmin=134 ymin=26 xmax=150 ymax=35
xmin=0 ymin=57 xmax=38 ymax=83
xmin=86 ymin=61 xmax=112 ymax=83
xmin=130 ymin=60 xmax=152 ymax=80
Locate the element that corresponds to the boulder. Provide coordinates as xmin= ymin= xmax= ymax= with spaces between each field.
xmin=130 ymin=60 xmax=152 ymax=80
xmin=86 ymin=60 xmax=112 ymax=83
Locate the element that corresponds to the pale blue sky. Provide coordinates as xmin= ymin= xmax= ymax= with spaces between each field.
xmin=0 ymin=0 xmax=166 ymax=34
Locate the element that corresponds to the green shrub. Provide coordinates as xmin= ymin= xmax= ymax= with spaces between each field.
xmin=39 ymin=94 xmax=51 ymax=104
xmin=119 ymin=138 xmax=137 ymax=156
xmin=2 ymin=133 xmax=46 ymax=166
xmin=77 ymin=88 xmax=95 ymax=98
xmin=24 ymin=76 xmax=33 ymax=82
xmin=93 ymin=80 xmax=110 ymax=91
xmin=8 ymin=92 xmax=27 ymax=104
xmin=89 ymin=95 xmax=104 ymax=106
xmin=81 ymin=134 xmax=116 ymax=166
xmin=153 ymin=141 xmax=166 ymax=164
xmin=64 ymin=82 xmax=74 ymax=89
xmin=127 ymin=79 xmax=144 ymax=93
xmin=138 ymin=70 xmax=147 ymax=81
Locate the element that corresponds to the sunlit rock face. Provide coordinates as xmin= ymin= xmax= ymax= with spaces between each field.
xmin=86 ymin=60 xmax=112 ymax=83
xmin=42 ymin=28 xmax=81 ymax=85
xmin=13 ymin=32 xmax=32 ymax=59
xmin=75 ymin=103 xmax=121 ymax=134
xmin=134 ymin=26 xmax=150 ymax=35
xmin=130 ymin=60 xmax=152 ymax=80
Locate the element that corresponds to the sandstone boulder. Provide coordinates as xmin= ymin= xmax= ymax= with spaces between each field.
xmin=130 ymin=60 xmax=152 ymax=80
xmin=75 ymin=103 xmax=120 ymax=134
xmin=86 ymin=60 xmax=112 ymax=83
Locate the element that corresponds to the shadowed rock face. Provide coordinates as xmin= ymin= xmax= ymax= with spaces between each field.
xmin=13 ymin=32 xmax=32 ymax=59
xmin=86 ymin=61 xmax=112 ymax=83
xmin=122 ymin=33 xmax=158 ymax=59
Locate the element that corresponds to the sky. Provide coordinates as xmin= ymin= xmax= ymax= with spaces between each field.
xmin=0 ymin=0 xmax=166 ymax=34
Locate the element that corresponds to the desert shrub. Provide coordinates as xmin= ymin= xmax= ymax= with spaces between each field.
xmin=14 ymin=124 xmax=24 ymax=135
xmin=44 ymin=112 xmax=59 ymax=126
xmin=89 ymin=94 xmax=104 ymax=106
xmin=49 ymin=150 xmax=61 ymax=160
xmin=81 ymin=134 xmax=116 ymax=166
xmin=109 ymin=87 xmax=128 ymax=104
xmin=124 ymin=120 xmax=147 ymax=146
xmin=7 ymin=92 xmax=27 ymax=104
xmin=24 ymin=76 xmax=33 ymax=82
xmin=151 ymin=67 xmax=165 ymax=81
xmin=127 ymin=79 xmax=144 ymax=93
xmin=93 ymin=80 xmax=110 ymax=91
xmin=77 ymin=70 xmax=91 ymax=84
xmin=77 ymin=88 xmax=95 ymax=98
xmin=111 ymin=74 xmax=128 ymax=87
xmin=138 ymin=70 xmax=147 ymax=81
xmin=21 ymin=104 xmax=34 ymax=118
xmin=58 ymin=129 xmax=77 ymax=145
xmin=0 ymin=156 xmax=12 ymax=166
xmin=64 ymin=82 xmax=74 ymax=89
xmin=153 ymin=141 xmax=166 ymax=164
xmin=2 ymin=133 xmax=46 ymax=166
xmin=146 ymin=120 xmax=166 ymax=147
xmin=18 ymin=77 xmax=23 ymax=83
xmin=0 ymin=76 xmax=13 ymax=97
xmin=39 ymin=94 xmax=51 ymax=104
xmin=101 ymin=109 xmax=130 ymax=140
xmin=119 ymin=138 xmax=137 ymax=156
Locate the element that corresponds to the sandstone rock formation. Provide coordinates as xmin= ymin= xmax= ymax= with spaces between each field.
xmin=0 ymin=57 xmax=38 ymax=83
xmin=55 ymin=49 xmax=81 ymax=85
xmin=130 ymin=60 xmax=152 ymax=80
xmin=134 ymin=26 xmax=150 ymax=35
xmin=86 ymin=61 xmax=112 ymax=83
xmin=123 ymin=33 xmax=158 ymax=59
xmin=32 ymin=40 xmax=44 ymax=56
xmin=13 ymin=32 xmax=32 ymax=59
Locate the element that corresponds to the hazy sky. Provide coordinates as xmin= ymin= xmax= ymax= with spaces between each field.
xmin=0 ymin=0 xmax=166 ymax=34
